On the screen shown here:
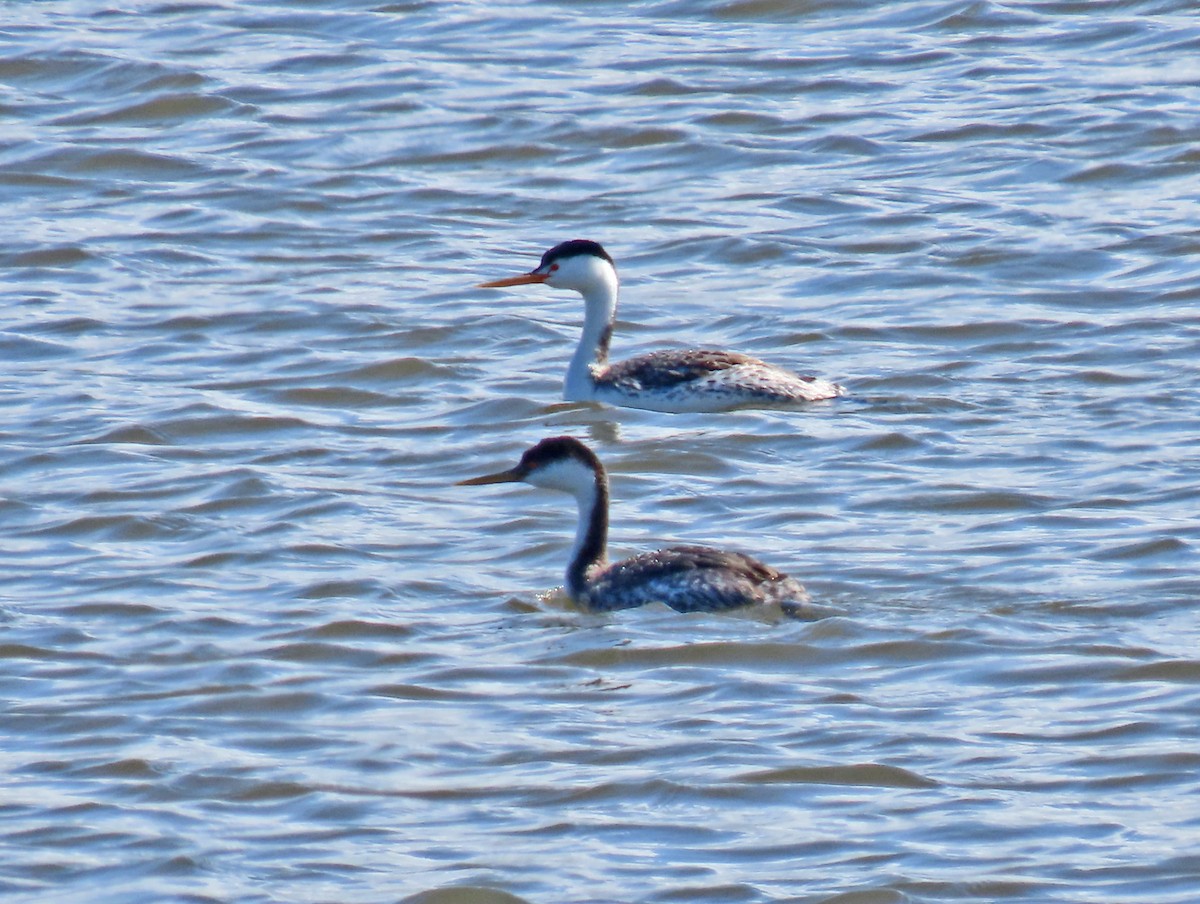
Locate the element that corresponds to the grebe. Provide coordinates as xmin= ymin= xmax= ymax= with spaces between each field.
xmin=478 ymin=239 xmax=844 ymax=413
xmin=458 ymin=436 xmax=810 ymax=614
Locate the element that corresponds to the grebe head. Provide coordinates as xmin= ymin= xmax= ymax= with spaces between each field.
xmin=458 ymin=436 xmax=603 ymax=499
xmin=478 ymin=240 xmax=617 ymax=296
xmin=459 ymin=436 xmax=601 ymax=492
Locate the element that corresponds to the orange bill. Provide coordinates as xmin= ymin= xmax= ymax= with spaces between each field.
xmin=477 ymin=271 xmax=548 ymax=289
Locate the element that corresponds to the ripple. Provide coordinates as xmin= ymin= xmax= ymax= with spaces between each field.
xmin=401 ymin=888 xmax=533 ymax=904
xmin=3 ymin=3 xmax=1200 ymax=903
xmin=3 ymin=246 xmax=94 ymax=268
xmin=51 ymin=91 xmax=242 ymax=126
xmin=735 ymin=762 xmax=941 ymax=789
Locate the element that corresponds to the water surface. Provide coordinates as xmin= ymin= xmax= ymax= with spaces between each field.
xmin=2 ymin=2 xmax=1199 ymax=902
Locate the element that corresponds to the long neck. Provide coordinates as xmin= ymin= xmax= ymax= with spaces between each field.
xmin=564 ymin=272 xmax=618 ymax=401
xmin=565 ymin=471 xmax=609 ymax=598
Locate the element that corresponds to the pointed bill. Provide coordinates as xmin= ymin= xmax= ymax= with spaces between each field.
xmin=456 ymin=466 xmax=525 ymax=486
xmin=477 ymin=271 xmax=548 ymax=289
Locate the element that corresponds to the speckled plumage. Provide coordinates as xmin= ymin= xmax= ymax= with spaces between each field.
xmin=580 ymin=544 xmax=810 ymax=613
xmin=595 ymin=349 xmax=843 ymax=413
xmin=459 ymin=436 xmax=810 ymax=616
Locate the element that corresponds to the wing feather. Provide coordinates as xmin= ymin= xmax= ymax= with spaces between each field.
xmin=601 ymin=350 xmax=765 ymax=392
xmin=581 ymin=545 xmax=804 ymax=613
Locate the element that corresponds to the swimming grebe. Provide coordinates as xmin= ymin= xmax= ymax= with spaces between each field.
xmin=458 ymin=436 xmax=810 ymax=614
xmin=478 ymin=240 xmax=844 ymax=413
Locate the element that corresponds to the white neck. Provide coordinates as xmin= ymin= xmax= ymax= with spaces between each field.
xmin=563 ymin=269 xmax=619 ymax=402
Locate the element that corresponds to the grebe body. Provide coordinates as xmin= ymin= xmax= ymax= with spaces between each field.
xmin=458 ymin=436 xmax=809 ymax=615
xmin=478 ymin=240 xmax=844 ymax=413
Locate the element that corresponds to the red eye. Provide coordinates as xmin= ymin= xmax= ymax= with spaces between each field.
xmin=549 ymin=263 xmax=559 ymax=271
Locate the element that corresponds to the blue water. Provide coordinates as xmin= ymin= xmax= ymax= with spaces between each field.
xmin=2 ymin=2 xmax=1199 ymax=902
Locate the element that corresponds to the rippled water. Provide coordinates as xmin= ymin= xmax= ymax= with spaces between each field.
xmin=3 ymin=2 xmax=1200 ymax=902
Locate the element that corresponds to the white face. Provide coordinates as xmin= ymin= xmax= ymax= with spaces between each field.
xmin=523 ymin=455 xmax=596 ymax=498
xmin=538 ymin=253 xmax=616 ymax=294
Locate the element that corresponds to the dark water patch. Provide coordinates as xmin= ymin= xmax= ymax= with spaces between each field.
xmin=260 ymin=641 xmax=384 ymax=667
xmin=276 ymin=385 xmax=398 ymax=407
xmin=809 ymin=891 xmax=909 ymax=904
xmin=59 ymin=601 xmax=166 ymax=619
xmin=0 ymin=171 xmax=89 ymax=196
xmin=157 ymin=412 xmax=315 ymax=441
xmin=23 ymin=146 xmax=210 ymax=180
xmin=1064 ymin=161 xmax=1162 ymax=184
xmin=912 ymin=120 xmax=1057 ymax=143
xmin=1117 ymin=660 xmax=1200 ymax=683
xmin=174 ymin=690 xmax=331 ymax=719
xmin=290 ymin=580 xmax=392 ymax=604
xmin=735 ymin=762 xmax=940 ymax=789
xmin=395 ymin=144 xmax=560 ymax=167
xmin=51 ymin=91 xmax=241 ymax=126
xmin=854 ymin=431 xmax=925 ymax=452
xmin=3 ymin=246 xmax=94 ymax=268
xmin=400 ymin=888 xmax=533 ymax=904
xmin=296 ymin=619 xmax=415 ymax=641
xmin=79 ymin=424 xmax=174 ymax=445
xmin=338 ymin=357 xmax=461 ymax=382
xmin=1072 ymin=369 xmax=1153 ymax=386
xmin=804 ymin=134 xmax=888 ymax=157
xmin=264 ymin=51 xmax=383 ymax=74
xmin=695 ymin=111 xmax=783 ymax=131
xmin=368 ymin=683 xmax=481 ymax=702
xmin=0 ymin=643 xmax=61 ymax=661
xmin=182 ymin=549 xmax=267 ymax=569
xmin=859 ymin=487 xmax=1055 ymax=515
xmin=1090 ymin=536 xmax=1189 ymax=562
xmin=25 ymin=512 xmax=195 ymax=542
xmin=73 ymin=758 xmax=165 ymax=780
